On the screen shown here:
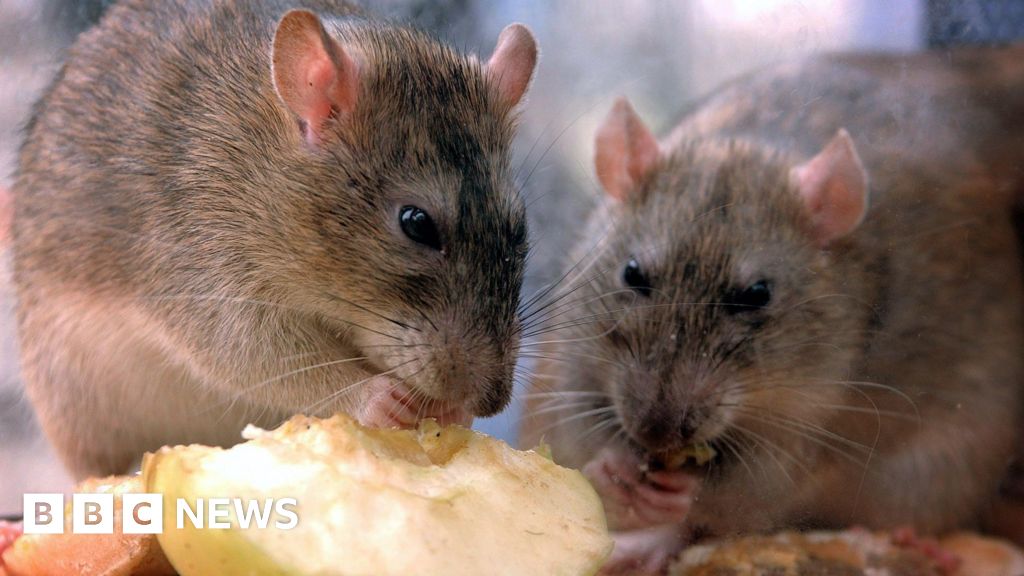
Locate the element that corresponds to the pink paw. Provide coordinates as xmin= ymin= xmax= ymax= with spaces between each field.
xmin=0 ymin=520 xmax=22 ymax=560
xmin=599 ymin=525 xmax=685 ymax=575
xmin=357 ymin=376 xmax=472 ymax=429
xmin=583 ymin=447 xmax=699 ymax=532
xmin=891 ymin=527 xmax=962 ymax=575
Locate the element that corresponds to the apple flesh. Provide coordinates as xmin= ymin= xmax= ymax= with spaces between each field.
xmin=144 ymin=415 xmax=612 ymax=576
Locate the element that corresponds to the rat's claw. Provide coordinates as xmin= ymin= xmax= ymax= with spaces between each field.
xmin=357 ymin=375 xmax=472 ymax=429
xmin=583 ymin=448 xmax=699 ymax=532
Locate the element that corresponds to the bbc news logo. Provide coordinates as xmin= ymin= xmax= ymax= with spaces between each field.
xmin=23 ymin=494 xmax=299 ymax=534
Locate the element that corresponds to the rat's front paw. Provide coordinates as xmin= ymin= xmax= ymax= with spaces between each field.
xmin=357 ymin=376 xmax=472 ymax=429
xmin=599 ymin=525 xmax=685 ymax=575
xmin=0 ymin=519 xmax=22 ymax=558
xmin=583 ymin=448 xmax=699 ymax=532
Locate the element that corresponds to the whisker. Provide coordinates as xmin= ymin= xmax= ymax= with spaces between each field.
xmin=520 ymin=391 xmax=611 ymax=399
xmin=323 ymin=293 xmax=419 ymax=333
xmin=731 ymin=408 xmax=872 ymax=469
xmin=734 ymin=407 xmax=875 ymax=456
xmin=301 ymin=358 xmax=419 ymax=416
xmin=530 ymin=405 xmax=618 ymax=438
xmin=524 ymin=400 xmax=603 ymax=419
xmin=730 ymin=422 xmax=808 ymax=486
xmin=577 ymin=415 xmax=622 ymax=445
xmin=206 ymin=355 xmax=371 ymax=415
xmin=717 ymin=432 xmax=758 ymax=481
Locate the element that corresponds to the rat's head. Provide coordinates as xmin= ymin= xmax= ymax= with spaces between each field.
xmin=561 ymin=99 xmax=871 ymax=469
xmin=251 ymin=11 xmax=537 ymax=417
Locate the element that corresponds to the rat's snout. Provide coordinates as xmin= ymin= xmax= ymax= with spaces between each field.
xmin=628 ymin=403 xmax=705 ymax=453
xmin=418 ymin=315 xmax=517 ymax=418
xmin=621 ymin=375 xmax=710 ymax=453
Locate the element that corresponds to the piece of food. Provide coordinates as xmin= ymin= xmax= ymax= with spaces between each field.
xmin=669 ymin=528 xmax=1024 ymax=576
xmin=941 ymin=532 xmax=1024 ymax=575
xmin=1 ymin=476 xmax=175 ymax=576
xmin=659 ymin=443 xmax=717 ymax=469
xmin=144 ymin=414 xmax=613 ymax=576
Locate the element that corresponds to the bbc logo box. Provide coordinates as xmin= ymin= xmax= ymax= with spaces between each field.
xmin=23 ymin=493 xmax=164 ymax=535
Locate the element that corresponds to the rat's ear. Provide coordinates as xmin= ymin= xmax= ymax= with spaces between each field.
xmin=790 ymin=129 xmax=868 ymax=246
xmin=485 ymin=23 xmax=538 ymax=110
xmin=594 ymin=97 xmax=660 ymax=201
xmin=272 ymin=10 xmax=359 ymax=146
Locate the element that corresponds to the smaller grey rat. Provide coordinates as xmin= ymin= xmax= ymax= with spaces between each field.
xmin=13 ymin=0 xmax=537 ymax=479
xmin=522 ymin=46 xmax=1024 ymax=573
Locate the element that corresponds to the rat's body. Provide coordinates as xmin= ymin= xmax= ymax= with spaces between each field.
xmin=522 ymin=47 xmax=1024 ymax=572
xmin=13 ymin=0 xmax=537 ymax=478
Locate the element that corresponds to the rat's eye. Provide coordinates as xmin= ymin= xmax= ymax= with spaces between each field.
xmin=726 ymin=280 xmax=772 ymax=313
xmin=399 ymin=206 xmax=441 ymax=250
xmin=623 ymin=258 xmax=652 ymax=296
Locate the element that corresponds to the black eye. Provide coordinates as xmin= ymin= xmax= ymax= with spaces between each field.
xmin=399 ymin=206 xmax=441 ymax=250
xmin=623 ymin=258 xmax=652 ymax=296
xmin=726 ymin=280 xmax=772 ymax=313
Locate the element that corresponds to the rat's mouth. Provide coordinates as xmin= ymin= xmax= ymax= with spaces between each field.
xmin=656 ymin=442 xmax=718 ymax=468
xmin=640 ymin=440 xmax=724 ymax=478
xmin=358 ymin=374 xmax=473 ymax=429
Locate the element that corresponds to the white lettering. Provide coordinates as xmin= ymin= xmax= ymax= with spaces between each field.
xmin=207 ymin=498 xmax=231 ymax=529
xmin=275 ymin=498 xmax=299 ymax=530
xmin=176 ymin=498 xmax=204 ymax=529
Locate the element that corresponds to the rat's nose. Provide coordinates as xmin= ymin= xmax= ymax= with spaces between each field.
xmin=425 ymin=322 xmax=515 ymax=417
xmin=632 ymin=406 xmax=679 ymax=452
xmin=636 ymin=421 xmax=671 ymax=451
xmin=631 ymin=403 xmax=705 ymax=452
xmin=678 ymin=419 xmax=698 ymax=443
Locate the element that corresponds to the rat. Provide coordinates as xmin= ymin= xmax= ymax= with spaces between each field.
xmin=11 ymin=0 xmax=537 ymax=479
xmin=521 ymin=46 xmax=1024 ymax=574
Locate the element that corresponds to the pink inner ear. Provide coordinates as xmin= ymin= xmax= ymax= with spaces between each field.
xmin=298 ymin=56 xmax=339 ymax=127
xmin=626 ymin=116 xmax=660 ymax=187
xmin=486 ymin=23 xmax=538 ymax=109
xmin=272 ymin=10 xmax=358 ymax=146
xmin=594 ymin=98 xmax=660 ymax=201
xmin=793 ymin=129 xmax=869 ymax=245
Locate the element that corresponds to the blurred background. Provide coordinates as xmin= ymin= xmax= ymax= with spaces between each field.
xmin=0 ymin=0 xmax=1014 ymax=516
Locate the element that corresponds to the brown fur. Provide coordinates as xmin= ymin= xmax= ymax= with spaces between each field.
xmin=13 ymin=0 xmax=530 ymax=477
xmin=522 ymin=46 xmax=1024 ymax=537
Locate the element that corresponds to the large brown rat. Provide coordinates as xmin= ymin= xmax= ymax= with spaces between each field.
xmin=11 ymin=0 xmax=537 ymax=478
xmin=521 ymin=46 xmax=1024 ymax=573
